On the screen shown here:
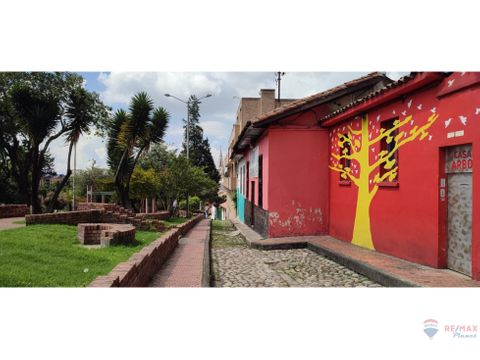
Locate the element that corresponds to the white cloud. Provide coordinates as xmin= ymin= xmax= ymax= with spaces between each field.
xmin=49 ymin=133 xmax=108 ymax=173
xmin=200 ymin=120 xmax=231 ymax=141
xmin=48 ymin=72 xmax=410 ymax=173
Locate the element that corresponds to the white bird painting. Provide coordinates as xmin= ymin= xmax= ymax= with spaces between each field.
xmin=417 ymin=104 xmax=423 ymax=110
xmin=475 ymin=108 xmax=480 ymax=115
xmin=459 ymin=115 xmax=467 ymax=126
xmin=392 ymin=109 xmax=396 ymax=115
xmin=430 ymin=107 xmax=436 ymax=113
xmin=401 ymin=110 xmax=407 ymax=116
xmin=448 ymin=79 xmax=455 ymax=87
xmin=428 ymin=135 xmax=432 ymax=141
xmin=444 ymin=118 xmax=452 ymax=128
xmin=376 ymin=115 xmax=381 ymax=121
xmin=407 ymin=99 xmax=413 ymax=108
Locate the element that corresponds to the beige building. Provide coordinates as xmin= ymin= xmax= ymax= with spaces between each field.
xmin=220 ymin=89 xmax=295 ymax=219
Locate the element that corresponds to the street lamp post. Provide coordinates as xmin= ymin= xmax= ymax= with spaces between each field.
xmin=165 ymin=93 xmax=212 ymax=217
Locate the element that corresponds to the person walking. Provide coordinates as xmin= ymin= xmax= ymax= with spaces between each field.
xmin=204 ymin=203 xmax=210 ymax=219
xmin=172 ymin=199 xmax=178 ymax=217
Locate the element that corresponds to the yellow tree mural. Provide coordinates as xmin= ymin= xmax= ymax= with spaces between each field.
xmin=329 ymin=112 xmax=439 ymax=250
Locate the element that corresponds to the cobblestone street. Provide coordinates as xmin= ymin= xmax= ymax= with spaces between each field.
xmin=211 ymin=221 xmax=381 ymax=287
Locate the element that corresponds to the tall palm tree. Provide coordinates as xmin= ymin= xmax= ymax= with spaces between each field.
xmin=109 ymin=92 xmax=169 ymax=209
xmin=47 ymin=88 xmax=97 ymax=212
xmin=10 ymin=84 xmax=61 ymax=213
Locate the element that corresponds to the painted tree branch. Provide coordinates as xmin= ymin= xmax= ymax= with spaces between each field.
xmin=369 ymin=113 xmax=439 ymax=171
xmin=329 ymin=165 xmax=360 ymax=186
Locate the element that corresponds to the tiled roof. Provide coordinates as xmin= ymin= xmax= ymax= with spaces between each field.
xmin=320 ymin=72 xmax=419 ymax=121
xmin=252 ymin=71 xmax=390 ymax=126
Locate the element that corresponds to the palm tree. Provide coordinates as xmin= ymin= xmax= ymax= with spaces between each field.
xmin=10 ymin=84 xmax=61 ymax=213
xmin=109 ymin=92 xmax=169 ymax=209
xmin=47 ymin=88 xmax=97 ymax=212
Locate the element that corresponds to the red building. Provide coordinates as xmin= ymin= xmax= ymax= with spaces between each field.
xmin=232 ymin=73 xmax=390 ymax=237
xmin=232 ymin=72 xmax=480 ymax=280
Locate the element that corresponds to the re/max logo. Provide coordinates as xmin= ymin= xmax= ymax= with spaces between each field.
xmin=445 ymin=325 xmax=478 ymax=339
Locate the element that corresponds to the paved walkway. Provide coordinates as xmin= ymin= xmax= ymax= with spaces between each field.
xmin=0 ymin=217 xmax=25 ymax=231
xmin=149 ymin=219 xmax=211 ymax=287
xmin=212 ymin=221 xmax=381 ymax=287
xmin=233 ymin=219 xmax=480 ymax=287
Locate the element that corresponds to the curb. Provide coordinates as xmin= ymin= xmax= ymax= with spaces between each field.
xmin=305 ymin=242 xmax=420 ymax=287
xmin=202 ymin=219 xmax=212 ymax=287
xmin=232 ymin=219 xmax=420 ymax=288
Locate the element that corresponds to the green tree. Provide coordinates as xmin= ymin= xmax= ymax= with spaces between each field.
xmin=182 ymin=95 xmax=220 ymax=183
xmin=0 ymin=72 xmax=109 ymax=213
xmin=48 ymin=87 xmax=110 ymax=212
xmin=107 ymin=92 xmax=169 ymax=209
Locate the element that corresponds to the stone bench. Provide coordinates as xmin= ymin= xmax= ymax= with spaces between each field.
xmin=78 ymin=223 xmax=136 ymax=247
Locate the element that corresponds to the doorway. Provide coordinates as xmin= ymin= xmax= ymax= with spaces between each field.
xmin=250 ymin=181 xmax=255 ymax=226
xmin=446 ymin=144 xmax=473 ymax=276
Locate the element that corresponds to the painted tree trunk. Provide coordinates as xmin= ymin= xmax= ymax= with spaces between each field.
xmin=351 ymin=186 xmax=374 ymax=249
xmin=350 ymin=116 xmax=374 ymax=250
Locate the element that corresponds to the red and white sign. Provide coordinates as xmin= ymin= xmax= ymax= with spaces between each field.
xmin=446 ymin=145 xmax=473 ymax=173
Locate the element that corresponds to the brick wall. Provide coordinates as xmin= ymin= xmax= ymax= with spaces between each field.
xmin=0 ymin=204 xmax=29 ymax=218
xmin=78 ymin=223 xmax=136 ymax=246
xmin=135 ymin=211 xmax=171 ymax=220
xmin=89 ymin=214 xmax=204 ymax=287
xmin=25 ymin=210 xmax=105 ymax=225
xmin=244 ymin=199 xmax=268 ymax=238
xmin=77 ymin=203 xmax=118 ymax=212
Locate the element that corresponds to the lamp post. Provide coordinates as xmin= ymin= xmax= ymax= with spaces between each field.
xmin=165 ymin=93 xmax=212 ymax=217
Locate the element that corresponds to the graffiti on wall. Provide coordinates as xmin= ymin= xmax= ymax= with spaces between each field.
xmin=269 ymin=200 xmax=323 ymax=234
xmin=329 ymin=112 xmax=439 ymax=250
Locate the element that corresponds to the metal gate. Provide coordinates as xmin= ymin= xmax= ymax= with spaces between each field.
xmin=446 ymin=145 xmax=473 ymax=276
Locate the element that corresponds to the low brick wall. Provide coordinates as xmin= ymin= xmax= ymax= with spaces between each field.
xmin=89 ymin=214 xmax=204 ymax=287
xmin=78 ymin=223 xmax=136 ymax=246
xmin=0 ymin=204 xmax=29 ymax=218
xmin=26 ymin=210 xmax=105 ymax=225
xmin=77 ymin=203 xmax=118 ymax=212
xmin=135 ymin=211 xmax=171 ymax=220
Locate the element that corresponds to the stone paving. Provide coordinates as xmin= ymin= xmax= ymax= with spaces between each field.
xmin=211 ymin=221 xmax=381 ymax=287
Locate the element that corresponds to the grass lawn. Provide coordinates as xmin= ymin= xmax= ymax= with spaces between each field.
xmin=0 ymin=224 xmax=161 ymax=287
xmin=164 ymin=217 xmax=187 ymax=226
xmin=12 ymin=219 xmax=26 ymax=225
xmin=211 ymin=220 xmax=247 ymax=248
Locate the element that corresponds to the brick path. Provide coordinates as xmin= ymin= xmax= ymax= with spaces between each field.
xmin=0 ymin=217 xmax=25 ymax=231
xmin=149 ymin=219 xmax=210 ymax=287
xmin=233 ymin=220 xmax=480 ymax=287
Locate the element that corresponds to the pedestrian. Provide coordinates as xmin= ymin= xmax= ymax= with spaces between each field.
xmin=204 ymin=203 xmax=209 ymax=219
xmin=211 ymin=203 xmax=217 ymax=220
xmin=172 ymin=199 xmax=178 ymax=217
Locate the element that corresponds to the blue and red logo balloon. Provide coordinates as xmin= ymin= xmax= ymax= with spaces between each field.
xmin=424 ymin=319 xmax=438 ymax=339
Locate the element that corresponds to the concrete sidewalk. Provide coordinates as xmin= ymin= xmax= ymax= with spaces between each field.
xmin=0 ymin=217 xmax=25 ymax=231
xmin=149 ymin=219 xmax=211 ymax=287
xmin=232 ymin=219 xmax=480 ymax=287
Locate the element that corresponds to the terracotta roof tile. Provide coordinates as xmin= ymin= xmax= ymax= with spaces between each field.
xmin=252 ymin=72 xmax=389 ymax=125
xmin=320 ymin=72 xmax=419 ymax=121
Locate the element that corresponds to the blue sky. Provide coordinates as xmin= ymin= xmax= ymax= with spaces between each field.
xmin=49 ymin=72 xmax=406 ymax=173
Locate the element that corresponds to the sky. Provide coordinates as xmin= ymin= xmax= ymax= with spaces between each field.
xmin=49 ymin=72 xmax=407 ymax=173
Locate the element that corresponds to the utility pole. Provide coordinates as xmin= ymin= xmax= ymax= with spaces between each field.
xmin=72 ymin=143 xmax=76 ymax=211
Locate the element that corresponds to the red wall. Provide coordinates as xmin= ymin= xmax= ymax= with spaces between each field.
xmin=242 ymin=131 xmax=270 ymax=209
xmin=268 ymin=127 xmax=330 ymax=237
xmin=328 ymin=72 xmax=480 ymax=279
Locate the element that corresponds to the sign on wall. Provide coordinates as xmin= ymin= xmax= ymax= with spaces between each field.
xmin=446 ymin=144 xmax=473 ymax=173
